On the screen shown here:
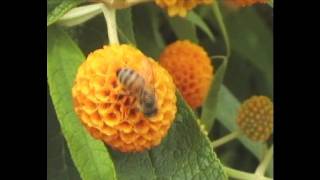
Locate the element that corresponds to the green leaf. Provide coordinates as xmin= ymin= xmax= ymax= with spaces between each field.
xmin=47 ymin=0 xmax=85 ymax=26
xmin=47 ymin=88 xmax=81 ymax=180
xmin=186 ymin=11 xmax=216 ymax=43
xmin=56 ymin=3 xmax=103 ymax=27
xmin=201 ymin=56 xmax=228 ymax=131
xmin=216 ymin=85 xmax=267 ymax=160
xmin=132 ymin=4 xmax=164 ymax=59
xmin=167 ymin=16 xmax=199 ymax=43
xmin=117 ymin=8 xmax=136 ymax=45
xmin=216 ymin=86 xmax=273 ymax=176
xmin=110 ymin=93 xmax=227 ymax=180
xmin=47 ymin=26 xmax=117 ymax=180
xmin=222 ymin=7 xmax=273 ymax=96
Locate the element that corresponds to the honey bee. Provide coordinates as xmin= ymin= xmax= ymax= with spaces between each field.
xmin=116 ymin=60 xmax=158 ymax=117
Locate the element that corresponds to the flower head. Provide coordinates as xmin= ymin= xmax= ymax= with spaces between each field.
xmin=224 ymin=0 xmax=268 ymax=8
xmin=159 ymin=40 xmax=214 ymax=109
xmin=155 ymin=0 xmax=213 ymax=17
xmin=72 ymin=44 xmax=177 ymax=152
xmin=236 ymin=96 xmax=273 ymax=142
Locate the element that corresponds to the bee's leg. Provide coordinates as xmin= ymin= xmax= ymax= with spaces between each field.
xmin=116 ymin=90 xmax=131 ymax=101
xmin=135 ymin=99 xmax=143 ymax=114
xmin=118 ymin=91 xmax=134 ymax=121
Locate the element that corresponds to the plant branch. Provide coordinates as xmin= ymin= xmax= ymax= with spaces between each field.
xmin=268 ymin=0 xmax=273 ymax=8
xmin=255 ymin=145 xmax=274 ymax=176
xmin=224 ymin=166 xmax=273 ymax=180
xmin=212 ymin=130 xmax=241 ymax=148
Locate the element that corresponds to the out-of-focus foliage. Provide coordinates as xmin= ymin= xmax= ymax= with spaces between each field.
xmin=47 ymin=0 xmax=273 ymax=179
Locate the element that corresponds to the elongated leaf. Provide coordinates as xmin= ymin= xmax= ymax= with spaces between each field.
xmin=117 ymin=8 xmax=136 ymax=45
xmin=132 ymin=4 xmax=164 ymax=58
xmin=47 ymin=88 xmax=81 ymax=180
xmin=47 ymin=26 xmax=116 ymax=180
xmin=110 ymin=93 xmax=227 ymax=180
xmin=167 ymin=16 xmax=199 ymax=43
xmin=186 ymin=11 xmax=216 ymax=42
xmin=222 ymin=8 xmax=273 ymax=96
xmin=201 ymin=56 xmax=228 ymax=131
xmin=47 ymin=0 xmax=85 ymax=26
xmin=216 ymin=86 xmax=268 ymax=159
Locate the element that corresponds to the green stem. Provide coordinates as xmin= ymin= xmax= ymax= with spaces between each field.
xmin=255 ymin=145 xmax=274 ymax=176
xmin=212 ymin=2 xmax=231 ymax=58
xmin=210 ymin=55 xmax=228 ymax=60
xmin=101 ymin=5 xmax=119 ymax=45
xmin=268 ymin=0 xmax=273 ymax=8
xmin=212 ymin=130 xmax=241 ymax=148
xmin=224 ymin=166 xmax=273 ymax=180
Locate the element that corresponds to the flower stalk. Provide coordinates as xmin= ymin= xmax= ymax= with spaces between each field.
xmin=224 ymin=166 xmax=273 ymax=180
xmin=101 ymin=5 xmax=119 ymax=44
xmin=255 ymin=145 xmax=274 ymax=177
xmin=212 ymin=130 xmax=241 ymax=148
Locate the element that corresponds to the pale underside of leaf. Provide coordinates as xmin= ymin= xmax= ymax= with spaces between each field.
xmin=47 ymin=0 xmax=85 ymax=26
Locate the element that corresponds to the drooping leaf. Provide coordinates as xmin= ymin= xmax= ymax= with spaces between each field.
xmin=47 ymin=0 xmax=85 ymax=26
xmin=47 ymin=87 xmax=81 ymax=180
xmin=132 ymin=4 xmax=164 ymax=59
xmin=201 ymin=56 xmax=228 ymax=131
xmin=186 ymin=11 xmax=216 ymax=43
xmin=47 ymin=26 xmax=116 ymax=180
xmin=222 ymin=7 xmax=273 ymax=96
xmin=110 ymin=93 xmax=227 ymax=180
xmin=117 ymin=8 xmax=136 ymax=45
xmin=56 ymin=3 xmax=103 ymax=27
xmin=167 ymin=16 xmax=199 ymax=43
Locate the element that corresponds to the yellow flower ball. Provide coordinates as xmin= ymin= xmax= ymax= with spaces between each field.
xmin=224 ymin=0 xmax=267 ymax=7
xmin=155 ymin=0 xmax=213 ymax=17
xmin=72 ymin=44 xmax=177 ymax=153
xmin=159 ymin=40 xmax=214 ymax=109
xmin=237 ymin=96 xmax=273 ymax=142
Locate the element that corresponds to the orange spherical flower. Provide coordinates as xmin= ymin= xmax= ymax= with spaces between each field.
xmin=224 ymin=0 xmax=267 ymax=8
xmin=72 ymin=44 xmax=177 ymax=153
xmin=236 ymin=96 xmax=273 ymax=142
xmin=159 ymin=40 xmax=214 ymax=109
xmin=155 ymin=0 xmax=213 ymax=17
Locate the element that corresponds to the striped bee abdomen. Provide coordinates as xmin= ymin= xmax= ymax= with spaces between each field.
xmin=116 ymin=67 xmax=158 ymax=117
xmin=116 ymin=68 xmax=145 ymax=92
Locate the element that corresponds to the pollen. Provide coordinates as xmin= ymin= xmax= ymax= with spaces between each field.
xmin=72 ymin=44 xmax=177 ymax=153
xmin=236 ymin=96 xmax=273 ymax=142
xmin=159 ymin=40 xmax=214 ymax=109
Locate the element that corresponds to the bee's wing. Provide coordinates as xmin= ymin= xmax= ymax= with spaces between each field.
xmin=136 ymin=57 xmax=155 ymax=89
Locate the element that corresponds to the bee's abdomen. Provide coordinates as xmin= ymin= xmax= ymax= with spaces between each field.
xmin=117 ymin=68 xmax=144 ymax=91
